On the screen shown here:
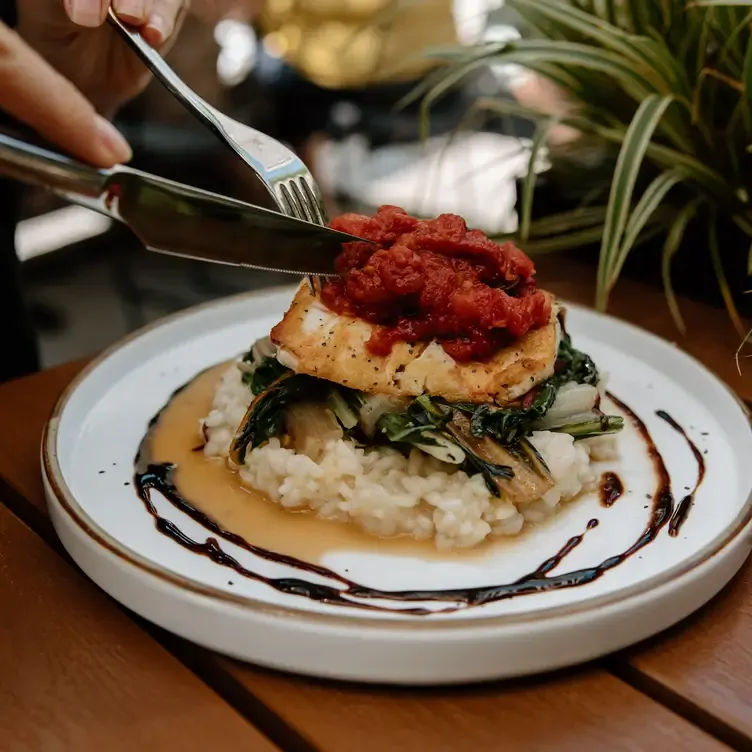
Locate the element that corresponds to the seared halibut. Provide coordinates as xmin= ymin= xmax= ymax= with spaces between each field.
xmin=271 ymin=283 xmax=560 ymax=405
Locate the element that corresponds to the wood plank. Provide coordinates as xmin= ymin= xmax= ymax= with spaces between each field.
xmin=618 ymin=558 xmax=752 ymax=746
xmin=215 ymin=662 xmax=726 ymax=752
xmin=0 ymin=504 xmax=278 ymax=752
xmin=0 ymin=360 xmax=85 ymax=521
xmin=536 ymin=256 xmax=751 ymax=404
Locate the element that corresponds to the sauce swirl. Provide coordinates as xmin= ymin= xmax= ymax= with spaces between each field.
xmin=655 ymin=410 xmax=706 ymax=537
xmin=132 ymin=377 xmax=691 ymax=614
xmin=598 ymin=472 xmax=624 ymax=507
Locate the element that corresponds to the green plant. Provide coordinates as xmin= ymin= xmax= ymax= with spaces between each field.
xmin=410 ymin=0 xmax=752 ymax=343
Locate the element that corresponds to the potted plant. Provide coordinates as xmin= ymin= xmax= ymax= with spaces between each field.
xmin=413 ymin=0 xmax=752 ymax=341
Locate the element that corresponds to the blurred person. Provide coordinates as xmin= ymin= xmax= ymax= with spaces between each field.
xmin=0 ymin=0 xmax=186 ymax=382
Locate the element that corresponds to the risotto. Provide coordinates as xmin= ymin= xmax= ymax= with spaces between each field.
xmin=203 ymin=363 xmax=606 ymax=549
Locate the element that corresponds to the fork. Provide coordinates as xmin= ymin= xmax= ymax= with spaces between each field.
xmin=108 ymin=9 xmax=328 ymax=231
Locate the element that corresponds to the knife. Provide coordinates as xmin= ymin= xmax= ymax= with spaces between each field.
xmin=0 ymin=132 xmax=365 ymax=276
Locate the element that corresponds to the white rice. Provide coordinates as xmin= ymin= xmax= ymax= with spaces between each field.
xmin=203 ymin=363 xmax=604 ymax=549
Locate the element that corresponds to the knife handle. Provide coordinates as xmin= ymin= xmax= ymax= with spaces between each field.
xmin=0 ymin=132 xmax=110 ymax=212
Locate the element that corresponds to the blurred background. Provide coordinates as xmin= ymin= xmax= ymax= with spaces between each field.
xmin=15 ymin=0 xmax=752 ymax=369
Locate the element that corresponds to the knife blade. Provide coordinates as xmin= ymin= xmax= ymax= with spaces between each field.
xmin=0 ymin=132 xmax=365 ymax=276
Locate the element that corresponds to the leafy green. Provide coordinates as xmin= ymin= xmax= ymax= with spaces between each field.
xmin=517 ymin=437 xmax=552 ymax=478
xmin=343 ymin=388 xmax=367 ymax=412
xmin=551 ymin=415 xmax=625 ymax=438
xmin=461 ymin=450 xmax=516 ymax=495
xmin=376 ymin=400 xmax=468 ymax=465
xmin=377 ymin=412 xmax=442 ymax=444
xmin=375 ymin=394 xmax=516 ymax=483
xmin=446 ymin=413 xmax=523 ymax=496
xmin=451 ymin=333 xmax=600 ymax=445
xmin=375 ymin=393 xmax=453 ymax=444
xmin=554 ymin=330 xmax=599 ymax=387
xmin=327 ymin=389 xmax=359 ymax=429
xmin=374 ymin=393 xmax=563 ymax=496
xmin=413 ymin=394 xmax=454 ymax=423
xmin=230 ymin=336 xmax=620 ymax=494
xmin=229 ymin=373 xmax=326 ymax=464
xmin=452 ymin=383 xmax=557 ymax=445
xmin=241 ymin=354 xmax=291 ymax=395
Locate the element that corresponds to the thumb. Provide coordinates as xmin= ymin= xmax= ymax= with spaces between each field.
xmin=0 ymin=22 xmax=132 ymax=167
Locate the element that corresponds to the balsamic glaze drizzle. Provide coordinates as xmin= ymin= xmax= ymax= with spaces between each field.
xmin=132 ymin=385 xmax=694 ymax=614
xmin=598 ymin=472 xmax=624 ymax=507
xmin=655 ymin=410 xmax=706 ymax=537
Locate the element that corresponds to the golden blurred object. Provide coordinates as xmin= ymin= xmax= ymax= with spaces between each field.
xmin=259 ymin=0 xmax=457 ymax=89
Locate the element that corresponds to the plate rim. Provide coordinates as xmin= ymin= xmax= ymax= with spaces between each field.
xmin=42 ymin=286 xmax=752 ymax=630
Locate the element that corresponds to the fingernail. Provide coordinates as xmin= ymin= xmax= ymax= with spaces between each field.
xmin=145 ymin=13 xmax=171 ymax=46
xmin=94 ymin=115 xmax=132 ymax=164
xmin=113 ymin=0 xmax=147 ymax=24
xmin=65 ymin=0 xmax=104 ymax=27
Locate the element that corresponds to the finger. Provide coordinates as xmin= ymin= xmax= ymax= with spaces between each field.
xmin=0 ymin=23 xmax=131 ymax=167
xmin=64 ymin=0 xmax=153 ymax=27
xmin=142 ymin=0 xmax=186 ymax=48
xmin=113 ymin=0 xmax=154 ymax=26
xmin=63 ymin=0 xmax=109 ymax=28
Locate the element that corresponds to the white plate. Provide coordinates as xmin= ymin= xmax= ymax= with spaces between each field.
xmin=43 ymin=287 xmax=752 ymax=684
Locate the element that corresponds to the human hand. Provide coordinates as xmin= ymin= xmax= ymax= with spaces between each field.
xmin=0 ymin=1 xmax=187 ymax=167
xmin=0 ymin=19 xmax=133 ymax=167
xmin=18 ymin=1 xmax=186 ymax=117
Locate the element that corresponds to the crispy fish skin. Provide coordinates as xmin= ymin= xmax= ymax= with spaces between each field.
xmin=270 ymin=283 xmax=559 ymax=405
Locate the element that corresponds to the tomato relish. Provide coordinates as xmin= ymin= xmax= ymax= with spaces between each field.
xmin=321 ymin=205 xmax=551 ymax=362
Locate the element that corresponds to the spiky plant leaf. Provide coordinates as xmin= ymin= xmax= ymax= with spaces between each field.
xmin=416 ymin=0 xmax=752 ymax=340
xmin=661 ymin=198 xmax=705 ymax=333
xmin=612 ymin=168 xmax=684 ymax=285
xmin=709 ymin=211 xmax=748 ymax=336
xmin=597 ymin=94 xmax=675 ymax=307
xmin=521 ymin=117 xmax=561 ymax=242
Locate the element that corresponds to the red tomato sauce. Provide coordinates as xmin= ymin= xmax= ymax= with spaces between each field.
xmin=321 ymin=206 xmax=551 ymax=362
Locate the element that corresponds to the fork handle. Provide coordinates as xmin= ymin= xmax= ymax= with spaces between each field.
xmin=107 ymin=9 xmax=225 ymax=139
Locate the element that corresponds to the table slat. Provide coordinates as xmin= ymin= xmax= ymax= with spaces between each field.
xmin=218 ymin=663 xmax=726 ymax=752
xmin=0 ymin=504 xmax=278 ymax=752
xmin=620 ymin=559 xmax=752 ymax=744
xmin=0 ymin=360 xmax=84 ymax=519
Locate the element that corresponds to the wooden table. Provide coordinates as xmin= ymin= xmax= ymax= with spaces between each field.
xmin=1 ymin=258 xmax=751 ymax=752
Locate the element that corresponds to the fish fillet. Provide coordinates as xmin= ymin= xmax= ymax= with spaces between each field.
xmin=271 ymin=283 xmax=559 ymax=405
